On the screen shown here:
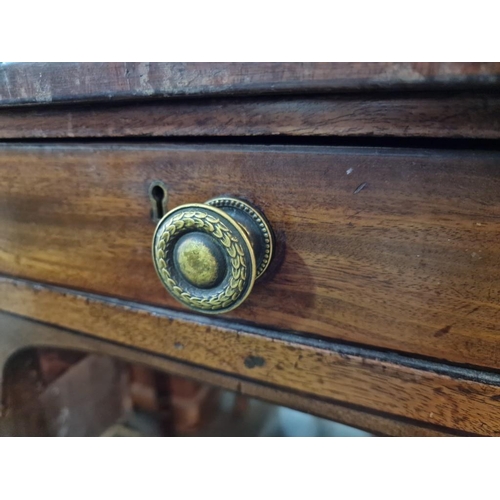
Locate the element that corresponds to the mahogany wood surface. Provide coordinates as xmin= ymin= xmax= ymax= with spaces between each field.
xmin=2 ymin=62 xmax=499 ymax=436
xmin=1 ymin=93 xmax=499 ymax=140
xmin=0 ymin=143 xmax=499 ymax=370
xmin=0 ymin=310 xmax=452 ymax=436
xmin=2 ymin=63 xmax=500 ymax=107
xmin=2 ymin=278 xmax=500 ymax=435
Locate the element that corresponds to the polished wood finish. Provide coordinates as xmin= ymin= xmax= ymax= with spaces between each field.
xmin=2 ymin=63 xmax=500 ymax=107
xmin=1 ymin=62 xmax=500 ymax=436
xmin=1 ymin=93 xmax=500 ymax=140
xmin=1 ymin=278 xmax=499 ymax=435
xmin=0 ymin=310 xmax=451 ymax=436
xmin=0 ymin=143 xmax=499 ymax=369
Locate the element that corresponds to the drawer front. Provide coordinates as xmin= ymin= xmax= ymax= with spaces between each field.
xmin=0 ymin=144 xmax=499 ymax=369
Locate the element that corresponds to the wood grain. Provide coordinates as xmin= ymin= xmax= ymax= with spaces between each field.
xmin=1 ymin=278 xmax=500 ymax=435
xmin=2 ymin=63 xmax=500 ymax=107
xmin=0 ymin=310 xmax=452 ymax=436
xmin=1 ymin=93 xmax=500 ymax=139
xmin=0 ymin=143 xmax=499 ymax=369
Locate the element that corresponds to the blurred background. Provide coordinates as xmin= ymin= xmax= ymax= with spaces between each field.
xmin=1 ymin=349 xmax=371 ymax=437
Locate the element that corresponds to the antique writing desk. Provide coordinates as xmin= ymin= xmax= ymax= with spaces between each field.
xmin=1 ymin=62 xmax=500 ymax=436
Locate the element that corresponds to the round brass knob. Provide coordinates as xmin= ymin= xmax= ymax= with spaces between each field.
xmin=152 ymin=196 xmax=274 ymax=314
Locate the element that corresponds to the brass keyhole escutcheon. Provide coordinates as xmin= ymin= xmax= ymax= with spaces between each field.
xmin=152 ymin=196 xmax=274 ymax=314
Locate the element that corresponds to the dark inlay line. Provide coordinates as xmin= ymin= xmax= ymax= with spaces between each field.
xmin=2 ymin=274 xmax=500 ymax=388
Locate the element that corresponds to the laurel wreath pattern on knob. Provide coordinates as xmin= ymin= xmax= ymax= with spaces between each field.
xmin=154 ymin=210 xmax=249 ymax=311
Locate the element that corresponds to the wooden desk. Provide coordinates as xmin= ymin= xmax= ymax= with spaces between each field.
xmin=1 ymin=62 xmax=500 ymax=436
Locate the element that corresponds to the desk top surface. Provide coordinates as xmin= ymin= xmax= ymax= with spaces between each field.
xmin=1 ymin=62 xmax=500 ymax=107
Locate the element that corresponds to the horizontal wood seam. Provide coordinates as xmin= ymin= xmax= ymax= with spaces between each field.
xmin=4 ymin=274 xmax=500 ymax=387
xmin=0 ymin=307 xmax=472 ymax=437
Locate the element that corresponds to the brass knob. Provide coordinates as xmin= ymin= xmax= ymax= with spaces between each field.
xmin=152 ymin=196 xmax=274 ymax=314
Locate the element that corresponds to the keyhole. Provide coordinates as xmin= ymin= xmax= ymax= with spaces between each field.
xmin=149 ymin=182 xmax=168 ymax=222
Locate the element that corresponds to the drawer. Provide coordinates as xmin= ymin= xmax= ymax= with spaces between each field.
xmin=0 ymin=143 xmax=499 ymax=369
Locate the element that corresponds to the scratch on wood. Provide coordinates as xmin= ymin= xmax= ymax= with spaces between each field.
xmin=465 ymin=306 xmax=480 ymax=316
xmin=354 ymin=182 xmax=368 ymax=194
xmin=0 ymin=68 xmax=13 ymax=99
xmin=434 ymin=325 xmax=452 ymax=338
